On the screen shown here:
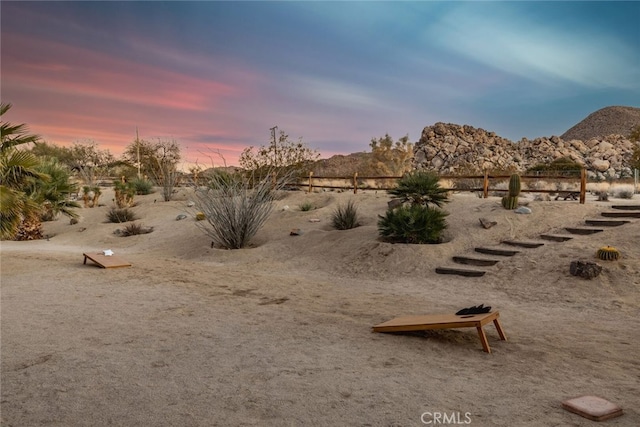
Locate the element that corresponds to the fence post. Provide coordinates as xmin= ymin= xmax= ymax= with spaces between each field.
xmin=353 ymin=172 xmax=358 ymax=194
xmin=579 ymin=168 xmax=586 ymax=204
xmin=308 ymin=171 xmax=313 ymax=193
xmin=483 ymin=170 xmax=489 ymax=199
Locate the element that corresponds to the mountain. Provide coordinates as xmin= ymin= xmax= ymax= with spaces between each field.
xmin=561 ymin=106 xmax=640 ymax=141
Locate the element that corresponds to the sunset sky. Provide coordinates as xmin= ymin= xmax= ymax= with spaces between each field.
xmin=2 ymin=1 xmax=639 ymax=166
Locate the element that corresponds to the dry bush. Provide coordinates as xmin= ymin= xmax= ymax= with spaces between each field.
xmin=192 ymin=170 xmax=287 ymax=249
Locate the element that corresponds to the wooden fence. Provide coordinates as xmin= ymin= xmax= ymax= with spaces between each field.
xmin=293 ymin=169 xmax=588 ymax=204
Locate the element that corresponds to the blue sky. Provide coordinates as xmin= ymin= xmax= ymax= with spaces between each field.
xmin=2 ymin=1 xmax=639 ymax=166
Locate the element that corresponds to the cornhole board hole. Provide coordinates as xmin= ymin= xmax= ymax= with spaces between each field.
xmin=372 ymin=311 xmax=506 ymax=353
xmin=83 ymin=252 xmax=132 ymax=268
xmin=562 ymin=395 xmax=623 ymax=421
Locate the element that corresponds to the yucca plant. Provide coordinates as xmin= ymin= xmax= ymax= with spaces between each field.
xmin=332 ymin=199 xmax=360 ymax=230
xmin=378 ymin=204 xmax=448 ymax=244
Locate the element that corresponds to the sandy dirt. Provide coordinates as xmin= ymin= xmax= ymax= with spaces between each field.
xmin=1 ymin=187 xmax=639 ymax=426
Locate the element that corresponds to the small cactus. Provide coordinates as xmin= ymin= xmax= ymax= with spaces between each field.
xmin=508 ymin=174 xmax=521 ymax=197
xmin=501 ymin=196 xmax=518 ymax=210
xmin=195 ymin=212 xmax=206 ymax=221
xmin=596 ymin=245 xmax=620 ymax=261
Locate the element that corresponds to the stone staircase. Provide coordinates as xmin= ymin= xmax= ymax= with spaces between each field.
xmin=435 ymin=204 xmax=639 ymax=277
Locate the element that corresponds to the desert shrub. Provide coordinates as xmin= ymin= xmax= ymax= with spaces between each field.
xmin=106 ymin=207 xmax=138 ymax=223
xmin=299 ymin=201 xmax=314 ymax=211
xmin=527 ymin=157 xmax=582 ymax=176
xmin=597 ymin=191 xmax=609 ymax=201
xmin=130 ymin=178 xmax=154 ymax=195
xmin=615 ymin=188 xmax=634 ymax=199
xmin=192 ymin=170 xmax=285 ymax=249
xmin=389 ymin=171 xmax=449 ymax=208
xmin=378 ymin=204 xmax=448 ymax=244
xmin=119 ymin=222 xmax=153 ymax=237
xmin=195 ymin=212 xmax=206 ymax=221
xmin=332 ymin=200 xmax=360 ymax=230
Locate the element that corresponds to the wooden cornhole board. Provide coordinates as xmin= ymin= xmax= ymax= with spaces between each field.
xmin=83 ymin=252 xmax=132 ymax=268
xmin=372 ymin=311 xmax=506 ymax=353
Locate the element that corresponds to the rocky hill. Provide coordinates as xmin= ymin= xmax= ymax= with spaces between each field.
xmin=308 ymin=106 xmax=639 ymax=179
xmin=413 ymin=121 xmax=637 ymax=179
xmin=561 ymin=106 xmax=640 ymax=141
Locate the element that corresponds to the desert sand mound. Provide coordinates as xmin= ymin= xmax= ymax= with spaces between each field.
xmin=2 ymin=187 xmax=639 ymax=426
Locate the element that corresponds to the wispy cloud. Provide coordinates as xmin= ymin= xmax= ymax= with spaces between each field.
xmin=426 ymin=6 xmax=640 ymax=90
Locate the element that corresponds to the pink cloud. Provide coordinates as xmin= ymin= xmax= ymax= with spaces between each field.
xmin=2 ymin=32 xmax=268 ymax=165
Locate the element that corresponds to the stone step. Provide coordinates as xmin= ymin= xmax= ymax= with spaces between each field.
xmin=611 ymin=205 xmax=640 ymax=210
xmin=540 ymin=234 xmax=574 ymax=242
xmin=435 ymin=267 xmax=486 ymax=277
xmin=585 ymin=219 xmax=630 ymax=227
xmin=452 ymin=256 xmax=500 ymax=267
xmin=501 ymin=240 xmax=545 ymax=249
xmin=565 ymin=227 xmax=604 ymax=235
xmin=475 ymin=247 xmax=520 ymax=257
xmin=601 ymin=211 xmax=640 ymax=218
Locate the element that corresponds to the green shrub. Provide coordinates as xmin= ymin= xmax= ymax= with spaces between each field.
xmin=378 ymin=204 xmax=448 ymax=244
xmin=332 ymin=200 xmax=360 ymax=230
xmin=388 ymin=171 xmax=449 ymax=208
xmin=130 ymin=178 xmax=154 ymax=195
xmin=299 ymin=201 xmax=315 ymax=211
xmin=527 ymin=157 xmax=582 ymax=176
xmin=106 ymin=207 xmax=138 ymax=223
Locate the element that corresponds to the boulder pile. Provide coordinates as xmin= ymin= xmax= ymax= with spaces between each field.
xmin=413 ymin=122 xmax=638 ymax=179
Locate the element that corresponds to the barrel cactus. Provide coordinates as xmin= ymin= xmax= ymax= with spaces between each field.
xmin=501 ymin=196 xmax=518 ymax=209
xmin=596 ymin=245 xmax=620 ymax=261
xmin=508 ymin=174 xmax=521 ymax=197
xmin=501 ymin=174 xmax=521 ymax=210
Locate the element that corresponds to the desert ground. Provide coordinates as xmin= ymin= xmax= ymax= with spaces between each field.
xmin=1 ymin=185 xmax=639 ymax=426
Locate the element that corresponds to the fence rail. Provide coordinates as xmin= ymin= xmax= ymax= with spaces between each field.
xmin=297 ymin=169 xmax=588 ymax=204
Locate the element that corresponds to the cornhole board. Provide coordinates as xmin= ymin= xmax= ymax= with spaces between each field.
xmin=372 ymin=311 xmax=506 ymax=353
xmin=562 ymin=395 xmax=623 ymax=421
xmin=83 ymin=252 xmax=132 ymax=268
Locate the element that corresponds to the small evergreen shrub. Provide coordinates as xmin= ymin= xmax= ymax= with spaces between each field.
xmin=332 ymin=200 xmax=360 ymax=230
xmin=130 ymin=178 xmax=154 ymax=195
xmin=389 ymin=171 xmax=449 ymax=208
xmin=378 ymin=204 xmax=448 ymax=244
xmin=299 ymin=201 xmax=315 ymax=211
xmin=106 ymin=207 xmax=138 ymax=223
xmin=616 ymin=189 xmax=634 ymax=199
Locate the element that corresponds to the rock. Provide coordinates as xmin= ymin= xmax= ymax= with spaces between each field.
xmin=514 ymin=206 xmax=532 ymax=214
xmin=176 ymin=214 xmax=188 ymax=221
xmin=591 ymin=159 xmax=610 ymax=172
xmin=70 ymin=218 xmax=79 ymax=225
xmin=387 ymin=198 xmax=403 ymax=210
xmin=290 ymin=228 xmax=301 ymax=236
xmin=309 ymin=218 xmax=320 ymax=223
xmin=186 ymin=201 xmax=195 ymax=207
xmin=282 ymin=205 xmax=290 ymax=211
xmin=569 ymin=260 xmax=602 ymax=279
xmin=478 ymin=217 xmax=497 ymax=229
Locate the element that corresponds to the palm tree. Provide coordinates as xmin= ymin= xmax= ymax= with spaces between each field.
xmin=0 ymin=103 xmax=48 ymax=239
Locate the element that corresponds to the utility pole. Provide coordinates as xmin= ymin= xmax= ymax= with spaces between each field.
xmin=270 ymin=125 xmax=278 ymax=167
xmin=135 ymin=127 xmax=141 ymax=179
